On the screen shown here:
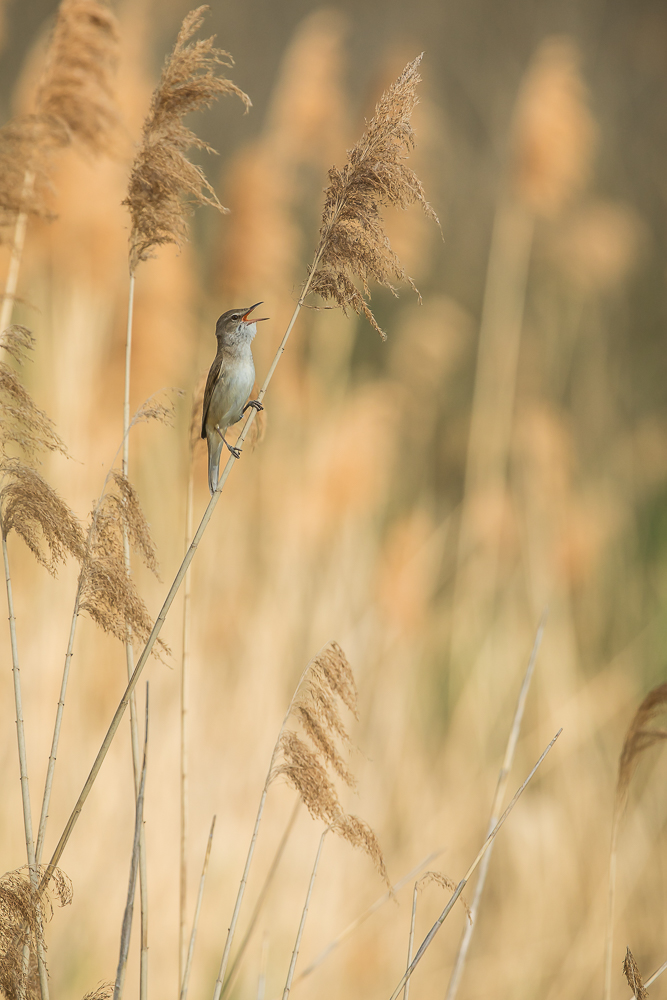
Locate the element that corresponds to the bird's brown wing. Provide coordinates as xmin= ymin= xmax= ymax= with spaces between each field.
xmin=201 ymin=352 xmax=225 ymax=439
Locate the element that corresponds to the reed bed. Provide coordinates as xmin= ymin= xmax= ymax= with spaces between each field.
xmin=0 ymin=3 xmax=665 ymax=1000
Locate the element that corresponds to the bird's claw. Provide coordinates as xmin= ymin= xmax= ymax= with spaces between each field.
xmin=243 ymin=399 xmax=264 ymax=413
xmin=229 ymin=445 xmax=242 ymax=459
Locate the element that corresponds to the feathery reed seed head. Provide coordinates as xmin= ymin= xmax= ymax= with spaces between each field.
xmin=418 ymin=871 xmax=472 ymax=922
xmin=0 ymin=117 xmax=66 ymax=236
xmin=615 ymin=682 xmax=667 ymax=816
xmin=0 ymin=866 xmax=72 ymax=1000
xmin=0 ymin=460 xmax=85 ymax=572
xmin=35 ymin=0 xmax=121 ymax=156
xmin=309 ymin=54 xmax=438 ymax=339
xmin=79 ymin=472 xmax=166 ymax=652
xmin=272 ymin=641 xmax=388 ymax=883
xmin=623 ymin=948 xmax=649 ymax=1000
xmin=124 ymin=5 xmax=251 ymax=272
xmin=0 ymin=360 xmax=68 ymax=459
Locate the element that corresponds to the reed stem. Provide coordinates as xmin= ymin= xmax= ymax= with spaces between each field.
xmin=0 ymin=171 xmax=34 ymax=335
xmin=403 ymin=884 xmax=419 ymax=1000
xmin=180 ymin=816 xmax=216 ymax=1000
xmin=179 ymin=453 xmax=195 ymax=990
xmin=282 ymin=829 xmax=328 ymax=1000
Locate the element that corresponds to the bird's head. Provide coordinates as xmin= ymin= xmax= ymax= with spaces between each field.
xmin=215 ymin=302 xmax=268 ymax=345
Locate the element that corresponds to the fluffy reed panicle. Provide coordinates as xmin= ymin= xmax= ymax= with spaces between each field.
xmin=615 ymin=682 xmax=667 ymax=816
xmin=35 ymin=0 xmax=121 ymax=156
xmin=0 ymin=866 xmax=72 ymax=1000
xmin=0 ymin=324 xmax=67 ymax=459
xmin=79 ymin=471 xmax=164 ymax=649
xmin=0 ymin=0 xmax=119 ymax=238
xmin=510 ymin=37 xmax=596 ymax=217
xmin=623 ymin=948 xmax=649 ymax=1000
xmin=81 ymin=987 xmax=113 ymax=1000
xmin=309 ymin=54 xmax=438 ymax=339
xmin=0 ymin=460 xmax=85 ymax=572
xmin=272 ymin=641 xmax=388 ymax=883
xmin=124 ymin=5 xmax=251 ymax=272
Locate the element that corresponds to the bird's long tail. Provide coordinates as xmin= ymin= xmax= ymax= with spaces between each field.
xmin=207 ymin=433 xmax=224 ymax=494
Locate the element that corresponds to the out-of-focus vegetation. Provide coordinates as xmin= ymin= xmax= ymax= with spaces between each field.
xmin=2 ymin=2 xmax=667 ymax=999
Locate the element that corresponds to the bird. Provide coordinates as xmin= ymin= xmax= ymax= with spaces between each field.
xmin=201 ymin=302 xmax=268 ymax=494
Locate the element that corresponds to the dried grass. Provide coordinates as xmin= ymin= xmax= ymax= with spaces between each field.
xmin=81 ymin=986 xmax=114 ymax=1000
xmin=35 ymin=0 xmax=121 ymax=156
xmin=0 ymin=460 xmax=85 ymax=573
xmin=124 ymin=5 xmax=251 ymax=272
xmin=309 ymin=54 xmax=438 ymax=339
xmin=624 ymin=948 xmax=649 ymax=1000
xmin=0 ymin=866 xmax=72 ymax=1000
xmin=0 ymin=117 xmax=67 ymax=235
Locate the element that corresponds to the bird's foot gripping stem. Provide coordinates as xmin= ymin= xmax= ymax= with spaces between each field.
xmin=243 ymin=399 xmax=263 ymax=413
xmin=216 ymin=425 xmax=242 ymax=459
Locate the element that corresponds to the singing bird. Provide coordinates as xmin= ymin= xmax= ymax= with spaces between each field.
xmin=201 ymin=302 xmax=268 ymax=493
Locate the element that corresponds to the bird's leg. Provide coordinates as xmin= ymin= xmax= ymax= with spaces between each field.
xmin=243 ymin=399 xmax=263 ymax=413
xmin=215 ymin=424 xmax=241 ymax=459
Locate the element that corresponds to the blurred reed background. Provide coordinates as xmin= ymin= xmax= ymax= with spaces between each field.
xmin=1 ymin=1 xmax=667 ymax=999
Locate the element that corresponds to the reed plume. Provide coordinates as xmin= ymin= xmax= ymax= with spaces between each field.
xmin=123 ymin=5 xmax=251 ymax=273
xmin=624 ymin=948 xmax=649 ymax=1000
xmin=605 ymin=683 xmax=667 ymax=1000
xmin=0 ymin=866 xmax=71 ymax=1000
xmin=308 ymin=54 xmax=438 ymax=339
xmin=35 ymin=0 xmax=121 ymax=156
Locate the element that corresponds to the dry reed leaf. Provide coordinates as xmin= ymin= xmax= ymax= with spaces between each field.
xmin=623 ymin=948 xmax=649 ymax=999
xmin=0 ymin=360 xmax=68 ymax=459
xmin=0 ymin=459 xmax=85 ymax=573
xmin=616 ymin=682 xmax=667 ymax=816
xmin=511 ymin=37 xmax=596 ymax=217
xmin=124 ymin=5 xmax=251 ymax=271
xmin=309 ymin=54 xmax=438 ymax=339
xmin=79 ymin=474 xmax=167 ymax=653
xmin=0 ymin=865 xmax=72 ymax=1000
xmin=272 ymin=642 xmax=388 ymax=883
xmin=35 ymin=0 xmax=121 ymax=156
xmin=418 ymin=871 xmax=472 ymax=923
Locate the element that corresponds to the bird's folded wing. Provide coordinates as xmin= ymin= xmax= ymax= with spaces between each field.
xmin=201 ymin=353 xmax=225 ymax=439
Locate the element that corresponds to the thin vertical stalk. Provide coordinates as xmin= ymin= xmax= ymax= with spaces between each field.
xmin=0 ymin=171 xmax=34 ymax=334
xmin=121 ymin=270 xmax=149 ymax=1000
xmin=180 ymin=816 xmax=216 ymax=1000
xmin=445 ymin=611 xmax=546 ymax=1000
xmin=179 ymin=453 xmax=195 ymax=990
xmin=257 ymin=934 xmax=269 ymax=1000
xmin=2 ymin=523 xmax=50 ymax=1000
xmin=221 ymin=800 xmax=300 ymax=999
xmin=46 ymin=267 xmax=319 ymax=880
xmin=211 ymin=645 xmax=327 ymax=1000
xmin=114 ymin=686 xmax=149 ymax=1000
xmin=604 ymin=818 xmax=620 ymax=1000
xmin=388 ymin=730 xmax=562 ymax=1000
xmin=282 ymin=829 xmax=328 ymax=1000
xmin=403 ymin=884 xmax=419 ymax=1000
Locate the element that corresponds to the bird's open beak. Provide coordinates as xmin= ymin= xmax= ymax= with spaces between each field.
xmin=242 ymin=302 xmax=269 ymax=322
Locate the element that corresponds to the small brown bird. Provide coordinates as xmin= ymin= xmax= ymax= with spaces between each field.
xmin=201 ymin=302 xmax=268 ymax=493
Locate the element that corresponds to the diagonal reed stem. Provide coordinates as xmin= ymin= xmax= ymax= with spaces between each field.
xmin=282 ymin=828 xmax=329 ymax=1000
xmin=445 ymin=610 xmax=547 ymax=1000
xmin=45 ymin=266 xmax=320 ymax=885
xmin=180 ymin=816 xmax=216 ymax=1000
xmin=388 ymin=729 xmax=562 ymax=1000
xmin=113 ymin=685 xmax=149 ymax=1000
xmin=403 ymin=883 xmax=419 ymax=1000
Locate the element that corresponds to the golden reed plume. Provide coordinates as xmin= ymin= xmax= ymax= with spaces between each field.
xmin=124 ymin=5 xmax=251 ymax=273
xmin=309 ymin=54 xmax=438 ymax=339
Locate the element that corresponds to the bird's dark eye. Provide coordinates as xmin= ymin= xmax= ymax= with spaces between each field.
xmin=231 ymin=313 xmax=241 ymax=320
